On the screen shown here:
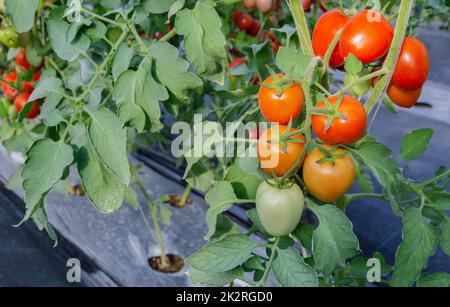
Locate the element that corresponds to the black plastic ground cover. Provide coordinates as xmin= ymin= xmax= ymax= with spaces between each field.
xmin=0 ymin=181 xmax=117 ymax=287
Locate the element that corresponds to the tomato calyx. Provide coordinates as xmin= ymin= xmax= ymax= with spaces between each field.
xmin=314 ymin=144 xmax=348 ymax=166
xmin=311 ymin=95 xmax=348 ymax=132
xmin=265 ymin=178 xmax=294 ymax=190
xmin=260 ymin=68 xmax=298 ymax=97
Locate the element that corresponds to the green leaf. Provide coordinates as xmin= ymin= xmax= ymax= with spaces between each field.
xmin=78 ymin=143 xmax=125 ymax=213
xmin=416 ymin=272 xmax=450 ymax=287
xmin=143 ymin=0 xmax=177 ymax=14
xmin=276 ymin=46 xmax=313 ymax=80
xmin=246 ymin=41 xmax=274 ymax=81
xmin=273 ymin=247 xmax=318 ymax=287
xmin=135 ymin=57 xmax=168 ymax=132
xmin=356 ymin=168 xmax=374 ymax=193
xmin=307 ymin=202 xmax=360 ymax=276
xmin=5 ymin=0 xmax=39 ymax=33
xmin=292 ymin=223 xmax=314 ymax=249
xmin=187 ymin=234 xmax=259 ymax=272
xmin=391 ymin=207 xmax=439 ymax=287
xmin=400 ymin=128 xmax=433 ymax=160
xmin=149 ymin=41 xmax=203 ymax=101
xmin=168 ymin=0 xmax=185 ymax=21
xmin=112 ymin=43 xmax=134 ymax=81
xmin=6 ymin=165 xmax=24 ymax=190
xmin=344 ymin=53 xmax=363 ymax=75
xmin=210 ymin=215 xmax=241 ymax=242
xmin=424 ymin=191 xmax=450 ymax=211
xmin=22 ymin=139 xmax=74 ymax=219
xmin=440 ymin=219 xmax=450 ymax=256
xmin=124 ymin=186 xmax=139 ymax=209
xmin=204 ymin=181 xmax=238 ymax=240
xmin=47 ymin=18 xmax=90 ymax=61
xmin=188 ymin=267 xmax=243 ymax=286
xmin=175 ymin=0 xmax=227 ymax=83
xmin=247 ymin=208 xmax=271 ymax=237
xmin=224 ymin=164 xmax=262 ymax=200
xmin=29 ymin=77 xmax=64 ymax=102
xmin=87 ymin=107 xmax=130 ymax=185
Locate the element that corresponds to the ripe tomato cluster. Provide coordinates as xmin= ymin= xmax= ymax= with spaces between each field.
xmin=0 ymin=49 xmax=41 ymax=119
xmin=313 ymin=9 xmax=429 ymax=108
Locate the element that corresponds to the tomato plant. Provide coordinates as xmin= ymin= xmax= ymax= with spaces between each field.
xmin=0 ymin=0 xmax=448 ymax=288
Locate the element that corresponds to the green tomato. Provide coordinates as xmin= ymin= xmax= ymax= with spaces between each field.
xmin=0 ymin=27 xmax=20 ymax=48
xmin=344 ymin=69 xmax=371 ymax=97
xmin=255 ymin=181 xmax=305 ymax=237
xmin=106 ymin=27 xmax=122 ymax=43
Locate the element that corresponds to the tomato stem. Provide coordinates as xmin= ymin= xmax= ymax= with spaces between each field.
xmin=287 ymin=0 xmax=314 ymax=56
xmin=179 ymin=184 xmax=192 ymax=207
xmin=257 ymin=237 xmax=280 ymax=287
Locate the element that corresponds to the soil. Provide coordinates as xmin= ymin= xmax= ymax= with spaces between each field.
xmin=148 ymin=254 xmax=185 ymax=273
xmin=167 ymin=194 xmax=193 ymax=208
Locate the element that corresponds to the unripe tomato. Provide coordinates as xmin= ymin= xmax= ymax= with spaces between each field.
xmin=13 ymin=92 xmax=40 ymax=119
xmin=256 ymin=0 xmax=272 ymax=13
xmin=23 ymin=71 xmax=41 ymax=93
xmin=312 ymin=95 xmax=367 ymax=145
xmin=15 ymin=49 xmax=32 ymax=71
xmin=303 ymin=146 xmax=356 ymax=203
xmin=0 ymin=27 xmax=20 ymax=48
xmin=256 ymin=180 xmax=305 ymax=237
xmin=386 ymin=83 xmax=422 ymax=109
xmin=339 ymin=10 xmax=393 ymax=64
xmin=258 ymin=74 xmax=304 ymax=124
xmin=391 ymin=37 xmax=429 ymax=90
xmin=1 ymin=72 xmax=18 ymax=100
xmin=247 ymin=19 xmax=261 ymax=37
xmin=312 ymin=10 xmax=349 ymax=68
xmin=344 ymin=69 xmax=371 ymax=97
xmin=244 ymin=0 xmax=257 ymax=9
xmin=236 ymin=13 xmax=254 ymax=31
xmin=257 ymin=125 xmax=306 ymax=177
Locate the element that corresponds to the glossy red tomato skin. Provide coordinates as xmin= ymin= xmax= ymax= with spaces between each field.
xmin=391 ymin=37 xmax=429 ymax=90
xmin=15 ymin=49 xmax=31 ymax=71
xmin=312 ymin=95 xmax=367 ymax=145
xmin=312 ymin=10 xmax=349 ymax=68
xmin=13 ymin=92 xmax=40 ymax=119
xmin=248 ymin=19 xmax=261 ymax=37
xmin=23 ymin=71 xmax=41 ymax=93
xmin=301 ymin=0 xmax=312 ymax=12
xmin=387 ymin=83 xmax=422 ymax=108
xmin=258 ymin=74 xmax=305 ymax=124
xmin=236 ymin=14 xmax=254 ymax=31
xmin=339 ymin=10 xmax=393 ymax=64
xmin=1 ymin=72 xmax=18 ymax=100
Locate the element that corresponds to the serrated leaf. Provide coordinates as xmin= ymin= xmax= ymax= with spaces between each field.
xmin=391 ymin=207 xmax=439 ymax=287
xmin=29 ymin=77 xmax=64 ymax=102
xmin=307 ymin=202 xmax=360 ymax=276
xmin=87 ymin=107 xmax=130 ymax=185
xmin=416 ymin=272 xmax=450 ymax=287
xmin=22 ymin=139 xmax=74 ymax=219
xmin=273 ymin=247 xmax=318 ymax=287
xmin=292 ymin=223 xmax=314 ymax=249
xmin=440 ymin=219 xmax=450 ymax=256
xmin=47 ymin=18 xmax=90 ymax=61
xmin=225 ymin=164 xmax=262 ymax=200
xmin=112 ymin=43 xmax=134 ymax=81
xmin=189 ymin=267 xmax=243 ymax=286
xmin=187 ymin=234 xmax=259 ymax=272
xmin=344 ymin=53 xmax=363 ymax=75
xmin=204 ymin=181 xmax=238 ymax=240
xmin=168 ymin=0 xmax=185 ymax=21
xmin=78 ymin=143 xmax=125 ymax=213
xmin=149 ymin=41 xmax=203 ymax=101
xmin=276 ymin=46 xmax=313 ymax=80
xmin=400 ymin=128 xmax=433 ymax=160
xmin=5 ymin=0 xmax=39 ymax=33
xmin=175 ymin=0 xmax=227 ymax=83
xmin=143 ymin=0 xmax=177 ymax=14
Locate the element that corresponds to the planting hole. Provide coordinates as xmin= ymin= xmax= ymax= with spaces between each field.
xmin=148 ymin=254 xmax=185 ymax=273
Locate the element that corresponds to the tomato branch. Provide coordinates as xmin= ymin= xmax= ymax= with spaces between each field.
xmin=364 ymin=0 xmax=415 ymax=114
xmin=286 ymin=0 xmax=314 ymax=56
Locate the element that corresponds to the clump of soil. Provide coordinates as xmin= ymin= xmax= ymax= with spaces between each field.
xmin=149 ymin=254 xmax=185 ymax=273
xmin=167 ymin=194 xmax=193 ymax=208
xmin=68 ymin=184 xmax=86 ymax=196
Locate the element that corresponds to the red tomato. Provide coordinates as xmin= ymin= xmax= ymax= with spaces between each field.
xmin=232 ymin=10 xmax=242 ymax=23
xmin=13 ymin=92 xmax=40 ymax=119
xmin=387 ymin=83 xmax=422 ymax=108
xmin=256 ymin=0 xmax=272 ymax=13
xmin=15 ymin=49 xmax=31 ymax=71
xmin=258 ymin=74 xmax=305 ymax=124
xmin=301 ymin=0 xmax=312 ymax=12
xmin=1 ymin=72 xmax=18 ymax=100
xmin=230 ymin=57 xmax=246 ymax=69
xmin=391 ymin=37 xmax=429 ymax=90
xmin=257 ymin=125 xmax=306 ymax=176
xmin=312 ymin=10 xmax=349 ymax=68
xmin=236 ymin=14 xmax=254 ymax=31
xmin=339 ymin=10 xmax=393 ymax=64
xmin=312 ymin=95 xmax=367 ymax=145
xmin=244 ymin=0 xmax=257 ymax=9
xmin=248 ymin=19 xmax=261 ymax=37
xmin=23 ymin=71 xmax=41 ymax=93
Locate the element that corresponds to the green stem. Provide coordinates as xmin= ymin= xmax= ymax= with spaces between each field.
xmin=257 ymin=238 xmax=280 ymax=287
xmin=179 ymin=184 xmax=192 ymax=207
xmin=135 ymin=179 xmax=170 ymax=268
xmin=340 ymin=69 xmax=387 ymax=94
xmin=287 ymin=0 xmax=314 ymax=56
xmin=347 ymin=193 xmax=387 ymax=202
xmin=419 ymin=169 xmax=450 ymax=188
xmin=365 ymin=0 xmax=415 ymax=114
xmin=81 ymin=7 xmax=125 ymax=26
